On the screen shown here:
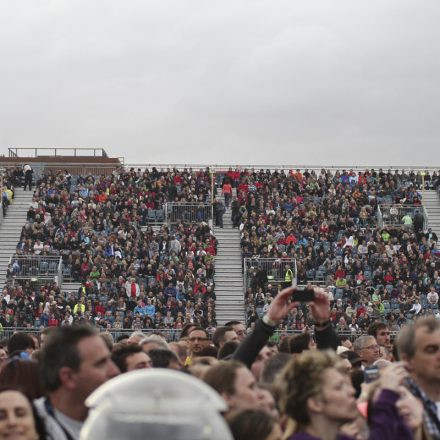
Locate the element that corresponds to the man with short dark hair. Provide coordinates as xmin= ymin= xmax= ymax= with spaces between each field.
xmin=212 ymin=326 xmax=238 ymax=349
xmin=289 ymin=333 xmax=316 ymax=354
xmin=368 ymin=321 xmax=391 ymax=351
xmin=148 ymin=348 xmax=181 ymax=369
xmin=218 ymin=341 xmax=240 ymax=360
xmin=111 ymin=344 xmax=152 ymax=373
xmin=34 ymin=325 xmax=119 ymax=440
xmin=224 ymin=320 xmax=247 ymax=342
xmin=7 ymin=332 xmax=35 ymax=358
xmin=185 ymin=327 xmax=209 ymax=366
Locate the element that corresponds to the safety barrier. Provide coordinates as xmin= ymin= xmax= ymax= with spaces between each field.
xmin=0 ymin=326 xmax=400 ymax=342
xmin=377 ymin=204 xmax=428 ymax=230
xmin=243 ymin=257 xmax=297 ymax=291
xmin=165 ymin=202 xmax=212 ymax=225
xmin=8 ymin=255 xmax=63 ymax=284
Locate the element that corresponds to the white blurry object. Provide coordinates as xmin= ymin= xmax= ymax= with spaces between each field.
xmin=80 ymin=369 xmax=232 ymax=440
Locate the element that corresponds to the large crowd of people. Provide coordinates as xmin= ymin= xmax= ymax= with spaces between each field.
xmin=2 ymin=167 xmax=218 ymax=331
xmin=0 ymin=286 xmax=438 ymax=439
xmin=0 ymin=165 xmax=440 ymax=438
xmin=228 ymin=168 xmax=440 ymax=333
xmin=1 ymin=166 xmax=440 ymax=337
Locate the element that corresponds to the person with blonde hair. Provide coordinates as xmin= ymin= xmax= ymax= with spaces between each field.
xmin=279 ymin=350 xmax=413 ymax=440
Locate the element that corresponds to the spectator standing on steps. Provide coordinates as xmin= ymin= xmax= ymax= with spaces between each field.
xmin=231 ymin=197 xmax=240 ymax=228
xmin=214 ymin=198 xmax=225 ymax=228
xmin=23 ymin=164 xmax=33 ymax=191
xmin=222 ymin=180 xmax=232 ymax=208
xmin=413 ymin=209 xmax=424 ymax=238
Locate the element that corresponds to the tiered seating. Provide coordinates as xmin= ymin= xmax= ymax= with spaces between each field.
xmin=2 ymin=168 xmax=217 ymax=330
xmin=236 ymin=168 xmax=440 ymax=331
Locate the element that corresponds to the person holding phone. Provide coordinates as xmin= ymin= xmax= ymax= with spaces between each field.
xmin=233 ymin=286 xmax=339 ymax=370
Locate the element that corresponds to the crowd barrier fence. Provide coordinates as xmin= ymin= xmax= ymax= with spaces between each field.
xmin=8 ymin=255 xmax=63 ymax=284
xmin=377 ymin=204 xmax=428 ymax=230
xmin=165 ymin=202 xmax=213 ymax=225
xmin=0 ymin=326 xmax=400 ymax=342
xmin=243 ymin=257 xmax=297 ymax=291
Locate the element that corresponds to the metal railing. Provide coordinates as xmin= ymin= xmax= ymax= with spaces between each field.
xmin=7 ymin=255 xmax=63 ymax=283
xmin=377 ymin=204 xmax=428 ymax=230
xmin=0 ymin=327 xmax=185 ymax=342
xmin=0 ymin=326 xmax=400 ymax=342
xmin=243 ymin=257 xmax=297 ymax=291
xmin=165 ymin=202 xmax=213 ymax=225
xmin=1 ymin=162 xmax=439 ymax=174
xmin=8 ymin=147 xmax=109 ymax=158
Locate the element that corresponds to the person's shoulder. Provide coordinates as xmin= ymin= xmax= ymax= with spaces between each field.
xmin=33 ymin=396 xmax=46 ymax=414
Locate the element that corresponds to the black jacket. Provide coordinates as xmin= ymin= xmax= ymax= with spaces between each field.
xmin=233 ymin=319 xmax=339 ymax=369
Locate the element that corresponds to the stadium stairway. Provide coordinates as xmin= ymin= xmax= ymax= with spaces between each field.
xmin=214 ymin=190 xmax=245 ymax=325
xmin=0 ymin=188 xmax=34 ymax=292
xmin=424 ymin=189 xmax=440 ymax=237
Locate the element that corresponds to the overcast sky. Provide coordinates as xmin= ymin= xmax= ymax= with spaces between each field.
xmin=1 ymin=0 xmax=439 ymax=167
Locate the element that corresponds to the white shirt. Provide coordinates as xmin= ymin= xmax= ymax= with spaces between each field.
xmin=34 ymin=397 xmax=84 ymax=440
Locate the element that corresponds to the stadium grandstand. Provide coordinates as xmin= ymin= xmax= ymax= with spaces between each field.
xmin=0 ymin=149 xmax=439 ymax=342
xmin=1 ymin=149 xmax=440 ymax=439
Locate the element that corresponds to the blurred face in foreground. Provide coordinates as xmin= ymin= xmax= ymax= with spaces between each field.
xmin=408 ymin=326 xmax=440 ymax=386
xmin=74 ymin=335 xmax=120 ymax=400
xmin=266 ymin=423 xmax=283 ymax=440
xmin=227 ymin=367 xmax=265 ymax=411
xmin=310 ymin=368 xmax=358 ymax=424
xmin=0 ymin=390 xmax=38 ymax=440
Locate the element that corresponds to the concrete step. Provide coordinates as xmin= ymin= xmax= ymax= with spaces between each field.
xmin=215 ymin=282 xmax=243 ymax=287
xmin=215 ymin=268 xmax=243 ymax=273
xmin=216 ymin=287 xmax=244 ymax=292
xmin=215 ymin=270 xmax=242 ymax=275
xmin=216 ymin=305 xmax=243 ymax=317
xmin=216 ymin=304 xmax=246 ymax=309
xmin=216 ymin=294 xmax=244 ymax=299
xmin=216 ymin=237 xmax=241 ymax=240
xmin=215 ymin=277 xmax=243 ymax=282
xmin=216 ymin=300 xmax=245 ymax=305
xmin=215 ymin=216 xmax=244 ymax=324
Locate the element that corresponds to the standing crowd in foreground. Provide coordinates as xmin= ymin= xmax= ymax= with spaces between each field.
xmin=0 ymin=285 xmax=438 ymax=440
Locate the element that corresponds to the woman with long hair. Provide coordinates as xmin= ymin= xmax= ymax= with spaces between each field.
xmin=0 ymin=388 xmax=46 ymax=440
